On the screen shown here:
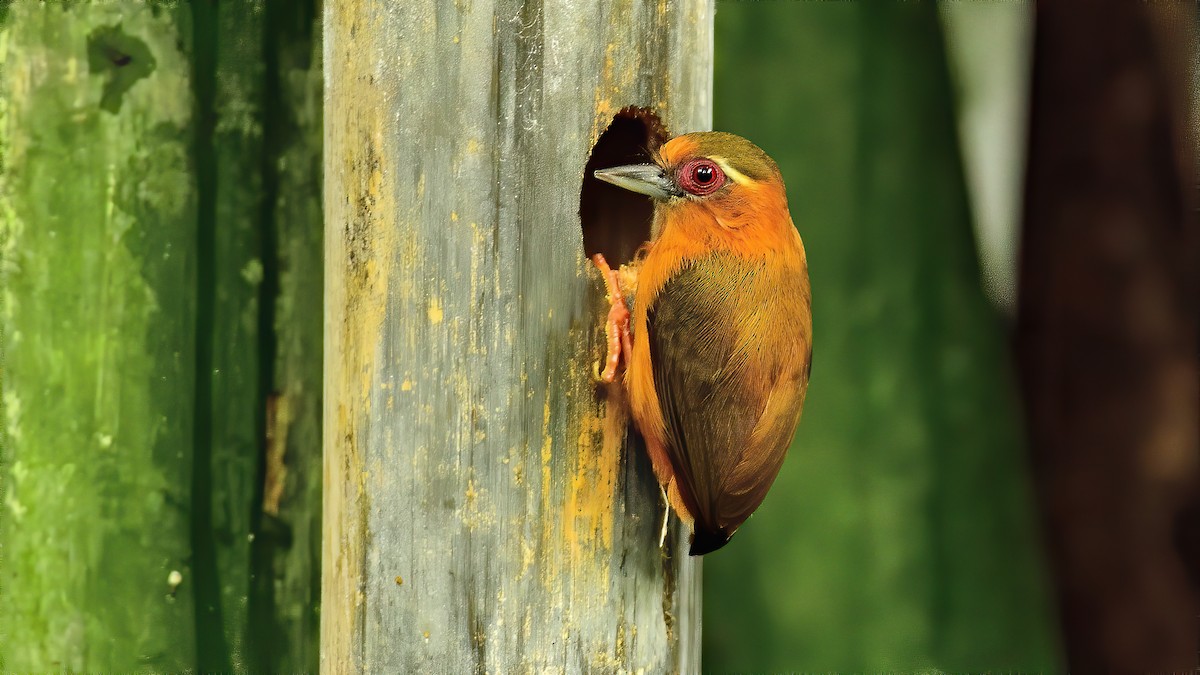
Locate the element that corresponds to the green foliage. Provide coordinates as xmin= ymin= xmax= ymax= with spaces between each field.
xmin=703 ymin=4 xmax=1062 ymax=671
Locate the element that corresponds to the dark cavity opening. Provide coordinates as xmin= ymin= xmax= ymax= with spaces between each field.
xmin=579 ymin=106 xmax=670 ymax=267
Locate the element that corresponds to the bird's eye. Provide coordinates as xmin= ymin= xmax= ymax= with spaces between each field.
xmin=678 ymin=159 xmax=726 ymax=196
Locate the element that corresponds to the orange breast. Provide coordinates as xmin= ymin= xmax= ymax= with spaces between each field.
xmin=624 ymin=182 xmax=804 ymax=490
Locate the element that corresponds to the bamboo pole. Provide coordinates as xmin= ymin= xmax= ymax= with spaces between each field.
xmin=322 ymin=1 xmax=712 ymax=671
xmin=0 ymin=4 xmax=325 ymax=671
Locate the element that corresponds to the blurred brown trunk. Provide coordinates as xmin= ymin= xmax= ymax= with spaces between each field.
xmin=1017 ymin=2 xmax=1200 ymax=672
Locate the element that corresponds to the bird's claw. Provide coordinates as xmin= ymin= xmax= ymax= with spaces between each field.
xmin=592 ymin=253 xmax=633 ymax=383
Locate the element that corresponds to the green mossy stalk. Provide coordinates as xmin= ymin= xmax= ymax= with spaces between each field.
xmin=198 ymin=2 xmax=268 ymax=670
xmin=0 ymin=4 xmax=197 ymax=671
xmin=198 ymin=2 xmax=324 ymax=669
xmin=247 ymin=2 xmax=323 ymax=671
xmin=0 ymin=3 xmax=322 ymax=671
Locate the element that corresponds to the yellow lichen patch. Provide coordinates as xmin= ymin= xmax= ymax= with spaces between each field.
xmin=460 ymin=476 xmax=494 ymax=531
xmin=427 ymin=296 xmax=444 ymax=324
xmin=368 ymin=167 xmax=383 ymax=199
xmin=591 ymin=45 xmax=618 ymax=142
xmin=556 ymin=326 xmax=630 ymax=650
xmin=356 ymin=259 xmax=383 ymax=404
xmin=537 ymin=397 xmax=558 ymax=587
xmin=541 ymin=399 xmax=554 ymax=482
xmin=562 ymin=359 xmax=627 ymax=621
xmin=519 ymin=531 xmax=535 ymax=577
xmin=564 ymin=409 xmax=618 ymax=560
xmin=323 ymin=1 xmax=404 ymax=669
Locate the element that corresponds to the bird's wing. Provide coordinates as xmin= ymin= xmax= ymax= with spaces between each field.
xmin=647 ymin=252 xmax=811 ymax=538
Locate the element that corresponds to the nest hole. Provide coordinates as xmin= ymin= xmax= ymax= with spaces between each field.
xmin=579 ymin=107 xmax=670 ymax=267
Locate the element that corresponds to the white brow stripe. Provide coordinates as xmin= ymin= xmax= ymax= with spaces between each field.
xmin=709 ymin=155 xmax=752 ymax=186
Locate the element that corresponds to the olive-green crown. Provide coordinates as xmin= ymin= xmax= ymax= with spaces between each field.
xmin=677 ymin=131 xmax=781 ymax=182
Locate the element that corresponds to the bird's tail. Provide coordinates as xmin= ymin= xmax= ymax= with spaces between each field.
xmin=688 ymin=525 xmax=732 ymax=556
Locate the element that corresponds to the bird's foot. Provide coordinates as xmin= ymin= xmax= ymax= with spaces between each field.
xmin=592 ymin=253 xmax=633 ymax=383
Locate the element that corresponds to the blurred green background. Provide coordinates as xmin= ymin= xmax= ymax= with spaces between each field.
xmin=703 ymin=3 xmax=1062 ymax=671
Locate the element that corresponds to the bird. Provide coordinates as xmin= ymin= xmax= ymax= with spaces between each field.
xmin=591 ymin=131 xmax=812 ymax=556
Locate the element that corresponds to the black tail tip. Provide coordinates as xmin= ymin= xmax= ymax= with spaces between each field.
xmin=688 ymin=527 xmax=732 ymax=556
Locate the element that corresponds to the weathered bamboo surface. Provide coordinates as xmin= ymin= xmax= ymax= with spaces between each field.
xmin=323 ymin=1 xmax=712 ymax=672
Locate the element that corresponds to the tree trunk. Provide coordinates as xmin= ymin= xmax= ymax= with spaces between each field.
xmin=322 ymin=1 xmax=711 ymax=671
xmin=1016 ymin=2 xmax=1200 ymax=671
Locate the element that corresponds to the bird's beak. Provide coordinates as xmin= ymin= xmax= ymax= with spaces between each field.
xmin=593 ymin=163 xmax=682 ymax=200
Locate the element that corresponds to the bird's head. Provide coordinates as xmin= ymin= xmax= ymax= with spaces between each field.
xmin=593 ymin=131 xmax=789 ymax=233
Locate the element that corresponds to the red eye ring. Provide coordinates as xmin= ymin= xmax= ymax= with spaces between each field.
xmin=678 ymin=159 xmax=725 ymax=196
